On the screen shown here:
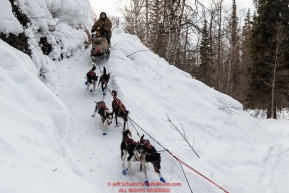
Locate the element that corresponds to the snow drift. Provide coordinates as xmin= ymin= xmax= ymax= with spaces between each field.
xmin=0 ymin=39 xmax=95 ymax=192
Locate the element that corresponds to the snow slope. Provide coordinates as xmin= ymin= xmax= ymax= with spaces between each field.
xmin=54 ymin=29 xmax=289 ymax=193
xmin=0 ymin=40 xmax=95 ymax=193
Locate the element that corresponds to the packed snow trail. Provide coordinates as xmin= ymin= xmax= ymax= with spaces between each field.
xmin=260 ymin=120 xmax=289 ymax=193
xmin=54 ymin=50 xmax=124 ymax=192
xmin=54 ymin=46 xmax=181 ymax=192
xmin=54 ymin=29 xmax=289 ymax=193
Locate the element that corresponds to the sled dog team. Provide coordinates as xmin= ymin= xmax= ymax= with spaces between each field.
xmin=86 ymin=12 xmax=166 ymax=186
xmin=86 ymin=63 xmax=165 ymax=186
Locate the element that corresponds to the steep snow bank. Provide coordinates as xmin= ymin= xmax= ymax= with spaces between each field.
xmin=0 ymin=40 xmax=95 ymax=193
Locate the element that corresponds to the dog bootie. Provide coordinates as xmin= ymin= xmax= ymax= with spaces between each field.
xmin=144 ymin=180 xmax=149 ymax=187
xmin=85 ymin=81 xmax=88 ymax=85
xmin=122 ymin=168 xmax=128 ymax=175
xmin=160 ymin=177 xmax=166 ymax=183
xmin=103 ymin=132 xmax=107 ymax=135
xmin=92 ymin=114 xmax=95 ymax=117
xmin=90 ymin=89 xmax=93 ymax=92
xmin=103 ymin=92 xmax=105 ymax=96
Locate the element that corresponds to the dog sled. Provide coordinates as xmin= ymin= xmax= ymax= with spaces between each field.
xmin=90 ymin=34 xmax=110 ymax=63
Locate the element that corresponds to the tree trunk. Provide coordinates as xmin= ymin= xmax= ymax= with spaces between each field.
xmin=217 ymin=0 xmax=223 ymax=90
xmin=172 ymin=0 xmax=185 ymax=66
xmin=145 ymin=0 xmax=149 ymax=45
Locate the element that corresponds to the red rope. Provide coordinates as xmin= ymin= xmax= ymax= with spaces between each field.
xmin=128 ymin=117 xmax=230 ymax=193
xmin=171 ymin=153 xmax=229 ymax=193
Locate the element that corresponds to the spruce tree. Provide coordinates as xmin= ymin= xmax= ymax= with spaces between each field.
xmin=199 ymin=20 xmax=214 ymax=87
xmin=247 ymin=0 xmax=289 ymax=118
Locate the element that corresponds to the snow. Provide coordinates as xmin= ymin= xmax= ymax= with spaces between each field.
xmin=259 ymin=119 xmax=289 ymax=193
xmin=53 ymin=28 xmax=289 ymax=193
xmin=0 ymin=0 xmax=23 ymax=35
xmin=0 ymin=39 xmax=95 ymax=193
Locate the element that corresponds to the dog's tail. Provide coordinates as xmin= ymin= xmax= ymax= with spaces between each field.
xmin=112 ymin=90 xmax=117 ymax=97
xmin=91 ymin=63 xmax=96 ymax=67
xmin=122 ymin=129 xmax=132 ymax=139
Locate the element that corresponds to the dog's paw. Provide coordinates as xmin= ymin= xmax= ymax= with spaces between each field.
xmin=85 ymin=82 xmax=88 ymax=85
xmin=92 ymin=114 xmax=95 ymax=117
xmin=90 ymin=89 xmax=93 ymax=92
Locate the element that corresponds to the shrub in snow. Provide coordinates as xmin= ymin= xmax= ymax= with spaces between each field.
xmin=39 ymin=36 xmax=52 ymax=55
xmin=0 ymin=32 xmax=31 ymax=56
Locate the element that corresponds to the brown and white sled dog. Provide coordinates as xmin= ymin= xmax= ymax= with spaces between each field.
xmin=92 ymin=101 xmax=113 ymax=134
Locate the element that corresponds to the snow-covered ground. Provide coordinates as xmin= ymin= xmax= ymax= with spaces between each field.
xmin=258 ymin=119 xmax=289 ymax=193
xmin=53 ymin=29 xmax=289 ymax=193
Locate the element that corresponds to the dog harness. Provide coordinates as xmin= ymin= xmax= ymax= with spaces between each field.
xmin=125 ymin=138 xmax=136 ymax=145
xmin=97 ymin=101 xmax=108 ymax=110
xmin=141 ymin=139 xmax=152 ymax=150
xmin=88 ymin=70 xmax=96 ymax=76
xmin=114 ymin=98 xmax=123 ymax=108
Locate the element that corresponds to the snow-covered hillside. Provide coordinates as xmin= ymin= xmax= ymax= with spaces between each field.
xmin=0 ymin=40 xmax=95 ymax=193
xmin=53 ymin=29 xmax=289 ymax=193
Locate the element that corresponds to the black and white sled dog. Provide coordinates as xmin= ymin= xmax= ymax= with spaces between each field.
xmin=120 ymin=130 xmax=165 ymax=186
xmin=98 ymin=66 xmax=110 ymax=95
xmin=85 ymin=63 xmax=98 ymax=92
xmin=92 ymin=101 xmax=113 ymax=135
xmin=139 ymin=135 xmax=165 ymax=183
